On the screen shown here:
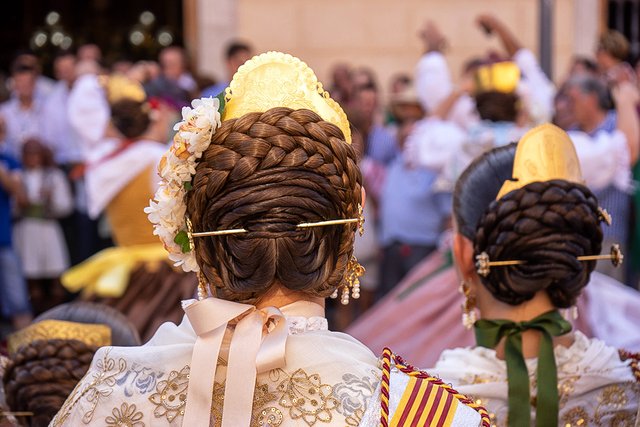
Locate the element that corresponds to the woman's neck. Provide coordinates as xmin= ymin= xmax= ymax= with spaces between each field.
xmin=476 ymin=286 xmax=574 ymax=359
xmin=255 ymin=285 xmax=324 ymax=310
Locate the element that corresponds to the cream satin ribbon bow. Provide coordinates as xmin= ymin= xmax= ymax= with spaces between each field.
xmin=183 ymin=297 xmax=288 ymax=426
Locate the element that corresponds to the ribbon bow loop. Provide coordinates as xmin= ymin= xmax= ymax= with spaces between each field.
xmin=183 ymin=298 xmax=289 ymax=427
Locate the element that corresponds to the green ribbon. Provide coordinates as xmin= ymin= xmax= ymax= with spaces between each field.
xmin=474 ymin=310 xmax=572 ymax=427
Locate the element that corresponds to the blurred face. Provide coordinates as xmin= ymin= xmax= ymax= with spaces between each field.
xmin=552 ymin=94 xmax=576 ymax=131
xmin=332 ymin=65 xmax=351 ymax=89
xmin=354 ymin=89 xmax=378 ymax=120
xmin=13 ymin=72 xmax=36 ymax=100
xmin=54 ymin=55 xmax=76 ymax=84
xmin=566 ymin=86 xmax=596 ymax=128
xmin=227 ymin=49 xmax=252 ymax=77
xmin=392 ymin=102 xmax=424 ymax=124
xmin=22 ymin=143 xmax=44 ymax=168
xmin=160 ymin=48 xmax=186 ymax=80
xmin=78 ymin=44 xmax=101 ymax=62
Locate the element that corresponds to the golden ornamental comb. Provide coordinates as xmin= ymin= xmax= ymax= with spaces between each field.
xmin=7 ymin=319 xmax=112 ymax=355
xmin=496 ymin=123 xmax=584 ymax=200
xmin=222 ymin=51 xmax=352 ymax=144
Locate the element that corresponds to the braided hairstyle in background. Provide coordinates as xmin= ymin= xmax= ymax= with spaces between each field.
xmin=4 ymin=339 xmax=95 ymax=427
xmin=186 ymin=107 xmax=362 ymax=304
xmin=473 ymin=179 xmax=603 ymax=307
xmin=2 ymin=303 xmax=140 ymax=427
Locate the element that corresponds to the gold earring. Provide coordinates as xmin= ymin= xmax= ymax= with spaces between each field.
xmin=459 ymin=280 xmax=477 ymax=329
xmin=357 ymin=204 xmax=365 ymax=237
xmin=331 ymin=255 xmax=365 ymax=305
xmin=186 ymin=217 xmax=208 ymax=300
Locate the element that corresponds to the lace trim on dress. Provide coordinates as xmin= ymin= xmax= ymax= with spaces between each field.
xmin=286 ymin=316 xmax=328 ymax=334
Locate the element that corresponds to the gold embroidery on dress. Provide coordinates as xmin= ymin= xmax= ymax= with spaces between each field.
xmin=149 ymin=365 xmax=189 ymax=422
xmin=211 ymin=380 xmax=282 ymax=426
xmin=275 ymin=369 xmax=338 ymax=426
xmin=51 ymin=349 xmax=128 ymax=425
xmin=561 ymin=406 xmax=589 ymax=426
xmin=105 ymin=403 xmax=145 ymax=427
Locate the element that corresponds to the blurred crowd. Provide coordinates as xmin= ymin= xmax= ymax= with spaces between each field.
xmin=1 ymin=13 xmax=640 ymax=336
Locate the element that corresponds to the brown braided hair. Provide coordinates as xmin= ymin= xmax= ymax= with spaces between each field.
xmin=3 ymin=339 xmax=96 ymax=427
xmin=186 ymin=107 xmax=362 ymax=304
xmin=474 ymin=179 xmax=603 ymax=307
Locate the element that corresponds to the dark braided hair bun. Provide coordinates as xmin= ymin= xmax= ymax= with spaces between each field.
xmin=186 ymin=107 xmax=363 ymax=304
xmin=3 ymin=339 xmax=96 ymax=427
xmin=110 ymin=99 xmax=151 ymax=139
xmin=474 ymin=179 xmax=603 ymax=307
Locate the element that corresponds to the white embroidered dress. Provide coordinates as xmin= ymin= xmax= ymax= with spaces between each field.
xmin=430 ymin=332 xmax=640 ymax=426
xmin=52 ymin=301 xmax=381 ymax=427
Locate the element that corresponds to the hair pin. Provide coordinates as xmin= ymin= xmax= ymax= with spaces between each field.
xmin=189 ymin=204 xmax=365 ymax=238
xmin=475 ymin=244 xmax=623 ymax=277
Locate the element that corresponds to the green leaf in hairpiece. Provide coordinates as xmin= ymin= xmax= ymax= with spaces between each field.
xmin=215 ymin=90 xmax=226 ymax=115
xmin=174 ymin=230 xmax=191 ymax=253
xmin=184 ymin=181 xmax=193 ymax=191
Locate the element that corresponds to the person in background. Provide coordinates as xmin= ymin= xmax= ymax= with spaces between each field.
xmin=77 ymin=43 xmax=102 ymax=63
xmin=42 ymin=50 xmax=83 ymax=168
xmin=2 ymin=302 xmax=140 ymax=427
xmin=0 ymin=117 xmax=32 ymax=331
xmin=430 ymin=125 xmax=639 ymax=426
xmin=144 ymin=46 xmax=194 ymax=108
xmin=0 ymin=56 xmax=45 ymax=158
xmin=201 ymin=40 xmax=253 ymax=97
xmin=62 ymin=77 xmax=195 ymax=340
xmin=565 ymin=76 xmax=639 ymax=282
xmin=596 ymin=29 xmax=636 ymax=85
xmin=13 ymin=139 xmax=73 ymax=314
xmin=377 ymin=86 xmax=450 ymax=299
xmin=328 ymin=62 xmax=353 ymax=106
xmin=349 ymin=83 xmax=398 ymax=166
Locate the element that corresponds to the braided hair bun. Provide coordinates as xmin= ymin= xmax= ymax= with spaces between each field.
xmin=474 ymin=180 xmax=603 ymax=307
xmin=186 ymin=107 xmax=362 ymax=304
xmin=3 ymin=339 xmax=96 ymax=427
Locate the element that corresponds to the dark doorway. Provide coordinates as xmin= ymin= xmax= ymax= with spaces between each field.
xmin=0 ymin=0 xmax=183 ymax=76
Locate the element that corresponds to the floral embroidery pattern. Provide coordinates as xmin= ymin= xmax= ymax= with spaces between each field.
xmin=115 ymin=362 xmax=165 ymax=397
xmin=276 ymin=369 xmax=338 ymax=426
xmin=333 ymin=371 xmax=378 ymax=426
xmin=149 ymin=365 xmax=190 ymax=422
xmin=105 ymin=403 xmax=145 ymax=426
xmin=51 ymin=349 xmax=128 ymax=425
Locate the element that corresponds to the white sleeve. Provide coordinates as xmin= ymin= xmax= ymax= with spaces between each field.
xmin=415 ymin=52 xmax=454 ymax=113
xmin=404 ymin=118 xmax=467 ymax=172
xmin=514 ymin=48 xmax=556 ymax=124
xmin=67 ymin=74 xmax=110 ymax=153
xmin=568 ymin=129 xmax=632 ymax=192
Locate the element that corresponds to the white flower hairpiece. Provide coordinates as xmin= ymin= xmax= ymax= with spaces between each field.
xmin=145 ymin=97 xmax=222 ymax=272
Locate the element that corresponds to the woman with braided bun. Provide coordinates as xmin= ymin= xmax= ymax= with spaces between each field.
xmin=54 ymin=52 xmax=487 ymax=427
xmin=1 ymin=302 xmax=139 ymax=427
xmin=60 ymin=76 xmax=196 ymax=341
xmin=429 ymin=124 xmax=640 ymax=426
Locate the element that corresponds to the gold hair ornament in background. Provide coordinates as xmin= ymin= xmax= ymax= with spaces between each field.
xmin=7 ymin=319 xmax=112 ymax=356
xmin=496 ymin=124 xmax=583 ymax=199
xmin=99 ymin=74 xmax=146 ymax=105
xmin=474 ymin=61 xmax=520 ymax=95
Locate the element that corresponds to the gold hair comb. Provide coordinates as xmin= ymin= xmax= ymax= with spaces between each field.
xmin=475 ymin=244 xmax=624 ymax=277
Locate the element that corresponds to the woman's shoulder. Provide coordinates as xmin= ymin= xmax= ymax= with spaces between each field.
xmin=357 ymin=349 xmax=489 ymax=427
